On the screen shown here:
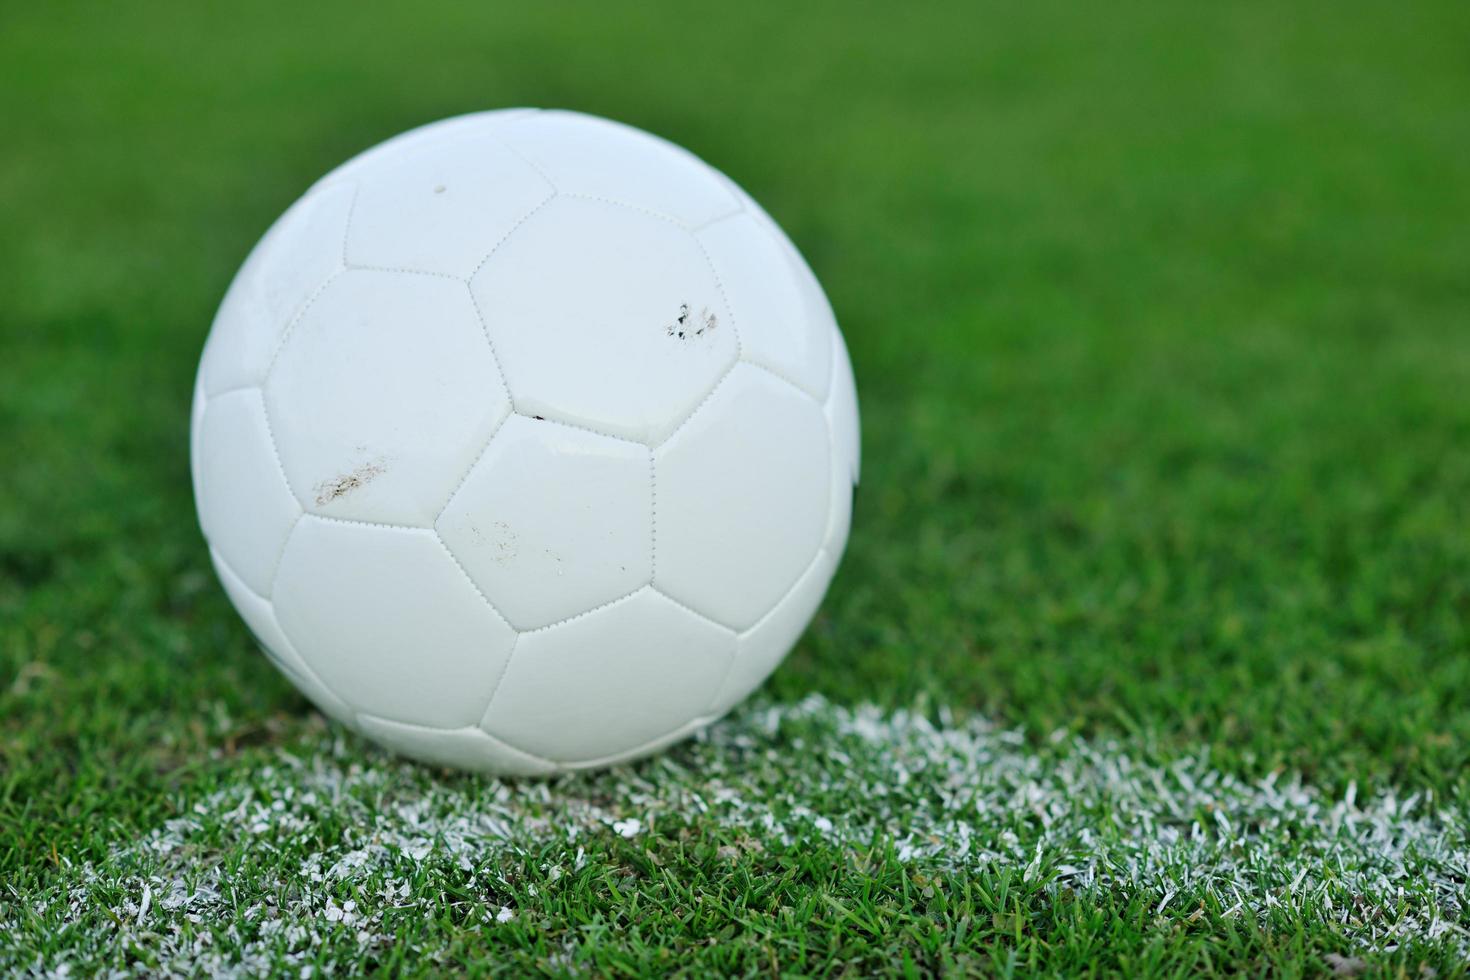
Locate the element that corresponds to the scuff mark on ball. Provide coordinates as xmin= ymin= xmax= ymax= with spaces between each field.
xmin=314 ymin=459 xmax=388 ymax=506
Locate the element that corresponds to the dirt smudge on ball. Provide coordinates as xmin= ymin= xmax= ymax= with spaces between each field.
xmin=314 ymin=459 xmax=388 ymax=506
xmin=665 ymin=303 xmax=717 ymax=340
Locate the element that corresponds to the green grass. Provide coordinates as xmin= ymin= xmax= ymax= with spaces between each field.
xmin=3 ymin=0 xmax=1469 ymax=974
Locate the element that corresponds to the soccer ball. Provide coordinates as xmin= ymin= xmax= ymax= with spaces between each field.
xmin=190 ymin=109 xmax=859 ymax=775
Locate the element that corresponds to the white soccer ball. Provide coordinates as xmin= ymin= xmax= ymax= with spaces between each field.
xmin=190 ymin=109 xmax=860 ymax=775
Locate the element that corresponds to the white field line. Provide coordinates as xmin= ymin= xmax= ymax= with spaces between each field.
xmin=7 ymin=696 xmax=1469 ymax=976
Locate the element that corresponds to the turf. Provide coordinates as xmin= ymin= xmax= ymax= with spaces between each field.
xmin=2 ymin=0 xmax=1469 ymax=975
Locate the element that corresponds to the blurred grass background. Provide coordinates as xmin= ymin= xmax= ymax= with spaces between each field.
xmin=3 ymin=0 xmax=1469 ymax=902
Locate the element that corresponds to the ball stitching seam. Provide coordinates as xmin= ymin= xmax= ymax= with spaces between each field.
xmin=433 ymin=403 xmax=514 ymax=525
xmin=647 ymin=584 xmax=741 ymax=634
xmin=515 ymin=583 xmax=647 ymax=637
xmin=431 ymin=528 xmax=515 ymax=629
xmin=342 ymin=262 xmax=465 ymax=281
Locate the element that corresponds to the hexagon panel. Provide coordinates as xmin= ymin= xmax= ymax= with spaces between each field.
xmin=344 ymin=127 xmax=554 ymax=278
xmin=826 ymin=325 xmax=861 ymax=484
xmin=712 ymin=172 xmax=843 ymax=373
xmin=499 ymin=110 xmax=739 ymax=227
xmin=273 ymin=517 xmax=516 ymax=728
xmin=208 ymin=547 xmax=355 ymax=725
xmin=199 ymin=182 xmax=354 ymax=396
xmin=708 ymin=548 xmax=838 ymax=717
xmin=437 ymin=414 xmax=652 ymax=631
xmin=265 ymin=269 xmax=511 ymax=526
xmin=194 ymin=389 xmax=301 ymax=597
xmin=356 ymin=714 xmax=554 ymax=776
xmin=471 ymin=196 xmax=737 ymax=444
xmin=482 ymin=588 xmax=734 ymax=762
xmin=312 ymin=109 xmax=537 ymax=191
xmin=698 ymin=212 xmax=832 ymax=399
xmin=653 ymin=364 xmax=830 ymax=630
xmin=564 ymin=717 xmax=709 ymax=771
